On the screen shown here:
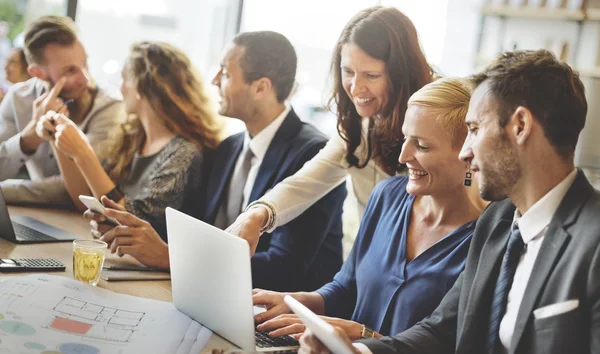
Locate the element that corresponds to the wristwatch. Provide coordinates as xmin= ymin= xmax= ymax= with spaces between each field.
xmin=105 ymin=185 xmax=124 ymax=202
xmin=360 ymin=324 xmax=375 ymax=339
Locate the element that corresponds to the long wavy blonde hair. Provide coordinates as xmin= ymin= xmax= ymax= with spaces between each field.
xmin=407 ymin=77 xmax=472 ymax=148
xmin=103 ymin=41 xmax=223 ymax=181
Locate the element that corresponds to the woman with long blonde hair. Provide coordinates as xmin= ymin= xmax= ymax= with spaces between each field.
xmin=36 ymin=41 xmax=223 ymax=239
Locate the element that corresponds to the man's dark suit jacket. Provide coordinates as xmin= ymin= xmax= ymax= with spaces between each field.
xmin=201 ymin=109 xmax=346 ymax=292
xmin=361 ymin=170 xmax=600 ymax=354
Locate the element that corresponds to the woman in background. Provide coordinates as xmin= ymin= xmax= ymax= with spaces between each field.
xmin=5 ymin=47 xmax=31 ymax=84
xmin=227 ymin=6 xmax=435 ymax=254
xmin=1 ymin=47 xmax=31 ymax=100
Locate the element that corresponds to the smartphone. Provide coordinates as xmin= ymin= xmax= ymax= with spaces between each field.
xmin=0 ymin=258 xmax=65 ymax=272
xmin=78 ymin=195 xmax=121 ymax=226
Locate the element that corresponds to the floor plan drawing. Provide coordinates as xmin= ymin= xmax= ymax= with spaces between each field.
xmin=0 ymin=275 xmax=211 ymax=353
xmin=42 ymin=296 xmax=145 ymax=342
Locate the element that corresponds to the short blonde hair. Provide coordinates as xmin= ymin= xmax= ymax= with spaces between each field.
xmin=407 ymin=77 xmax=472 ymax=148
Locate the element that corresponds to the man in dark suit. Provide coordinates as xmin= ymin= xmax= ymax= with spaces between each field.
xmin=81 ymin=32 xmax=345 ymax=281
xmin=205 ymin=31 xmax=346 ymax=292
xmin=299 ymin=49 xmax=599 ymax=354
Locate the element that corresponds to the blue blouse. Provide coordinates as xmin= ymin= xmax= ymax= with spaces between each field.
xmin=316 ymin=176 xmax=475 ymax=336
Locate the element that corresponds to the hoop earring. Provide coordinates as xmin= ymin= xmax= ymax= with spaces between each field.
xmin=464 ymin=168 xmax=472 ymax=187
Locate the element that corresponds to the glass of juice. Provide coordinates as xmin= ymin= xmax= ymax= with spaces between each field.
xmin=73 ymin=239 xmax=107 ymax=286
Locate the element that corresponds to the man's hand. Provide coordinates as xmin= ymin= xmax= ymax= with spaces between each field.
xmin=21 ymin=77 xmax=68 ymax=154
xmin=298 ymin=328 xmax=360 ymax=354
xmin=225 ymin=207 xmax=269 ymax=256
xmin=99 ymin=206 xmax=170 ymax=270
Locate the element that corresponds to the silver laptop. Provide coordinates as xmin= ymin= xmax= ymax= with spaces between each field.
xmin=0 ymin=187 xmax=80 ymax=244
xmin=166 ymin=207 xmax=299 ymax=353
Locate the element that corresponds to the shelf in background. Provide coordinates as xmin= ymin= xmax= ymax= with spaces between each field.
xmin=481 ymin=5 xmax=586 ymax=21
xmin=587 ymin=8 xmax=600 ymax=21
xmin=576 ymin=67 xmax=600 ymax=78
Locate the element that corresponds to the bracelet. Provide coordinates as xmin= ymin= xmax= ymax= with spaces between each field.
xmin=360 ymin=324 xmax=375 ymax=339
xmin=105 ymin=185 xmax=124 ymax=202
xmin=245 ymin=200 xmax=277 ymax=233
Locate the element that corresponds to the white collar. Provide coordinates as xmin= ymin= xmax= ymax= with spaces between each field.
xmin=244 ymin=103 xmax=291 ymax=160
xmin=513 ymin=169 xmax=578 ymax=243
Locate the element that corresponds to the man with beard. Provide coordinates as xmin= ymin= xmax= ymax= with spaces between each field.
xmin=298 ymin=49 xmax=599 ymax=354
xmin=0 ymin=16 xmax=123 ymax=206
xmin=88 ymin=31 xmax=346 ymax=291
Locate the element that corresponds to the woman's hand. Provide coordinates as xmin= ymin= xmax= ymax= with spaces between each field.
xmin=252 ymin=289 xmax=292 ymax=324
xmin=99 ymin=206 xmax=170 ymax=270
xmin=258 ymin=314 xmax=363 ymax=340
xmin=84 ymin=196 xmax=125 ymax=239
xmin=225 ymin=207 xmax=269 ymax=256
xmin=52 ymin=114 xmax=93 ymax=162
xmin=35 ymin=110 xmax=63 ymax=141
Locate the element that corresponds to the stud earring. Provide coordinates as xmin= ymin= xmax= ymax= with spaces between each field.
xmin=464 ymin=168 xmax=472 ymax=187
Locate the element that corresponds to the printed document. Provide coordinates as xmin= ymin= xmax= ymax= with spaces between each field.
xmin=0 ymin=274 xmax=211 ymax=353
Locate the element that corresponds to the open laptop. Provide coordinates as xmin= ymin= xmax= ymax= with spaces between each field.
xmin=166 ymin=207 xmax=299 ymax=353
xmin=0 ymin=187 xmax=81 ymax=243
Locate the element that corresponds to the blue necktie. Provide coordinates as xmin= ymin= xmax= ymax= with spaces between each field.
xmin=486 ymin=225 xmax=525 ymax=354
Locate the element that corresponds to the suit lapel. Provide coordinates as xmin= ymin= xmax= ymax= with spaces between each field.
xmin=509 ymin=170 xmax=592 ymax=352
xmin=248 ymin=109 xmax=302 ymax=203
xmin=509 ymin=226 xmax=570 ymax=352
xmin=205 ymin=136 xmax=244 ymax=222
xmin=457 ymin=217 xmax=512 ymax=350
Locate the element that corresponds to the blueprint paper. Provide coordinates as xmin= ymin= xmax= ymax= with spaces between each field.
xmin=0 ymin=274 xmax=212 ymax=353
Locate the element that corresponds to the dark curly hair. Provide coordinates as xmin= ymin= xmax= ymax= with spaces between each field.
xmin=330 ymin=6 xmax=433 ymax=175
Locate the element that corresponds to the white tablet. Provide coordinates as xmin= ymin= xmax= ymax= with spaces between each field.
xmin=284 ymin=295 xmax=355 ymax=354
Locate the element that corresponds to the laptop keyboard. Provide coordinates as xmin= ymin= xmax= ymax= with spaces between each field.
xmin=11 ymin=222 xmax=55 ymax=241
xmin=255 ymin=330 xmax=299 ymax=348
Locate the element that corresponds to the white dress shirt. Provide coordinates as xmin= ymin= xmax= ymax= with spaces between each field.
xmin=215 ymin=104 xmax=290 ymax=229
xmin=260 ymin=117 xmax=391 ymax=232
xmin=498 ymin=168 xmax=577 ymax=352
xmin=239 ymin=104 xmax=290 ymax=210
xmin=353 ymin=168 xmax=578 ymax=354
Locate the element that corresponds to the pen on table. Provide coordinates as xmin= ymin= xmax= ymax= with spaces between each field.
xmin=102 ymin=265 xmax=164 ymax=272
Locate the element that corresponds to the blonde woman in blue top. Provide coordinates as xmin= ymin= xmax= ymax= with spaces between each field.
xmin=253 ymin=77 xmax=487 ymax=340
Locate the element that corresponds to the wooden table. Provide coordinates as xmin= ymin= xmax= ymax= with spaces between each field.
xmin=2 ymin=206 xmax=240 ymax=354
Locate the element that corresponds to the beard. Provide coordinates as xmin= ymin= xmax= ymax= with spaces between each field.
xmin=478 ymin=131 xmax=521 ymax=201
xmin=48 ymin=78 xmax=91 ymax=105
